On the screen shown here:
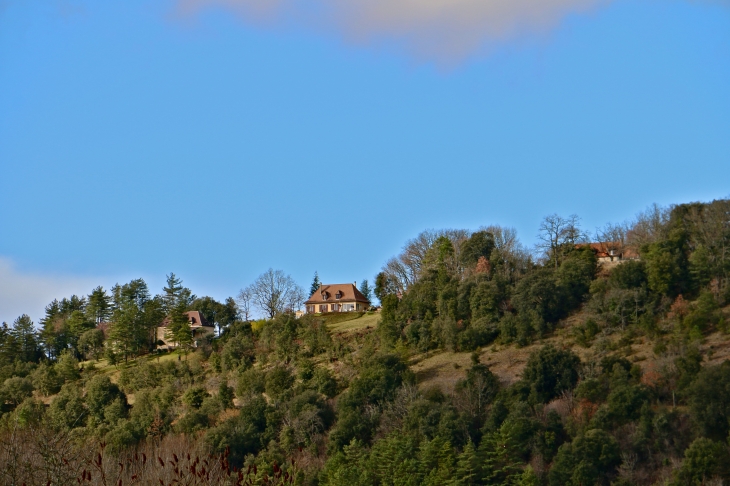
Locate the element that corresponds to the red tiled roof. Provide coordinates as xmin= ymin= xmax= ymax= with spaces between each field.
xmin=305 ymin=283 xmax=370 ymax=305
xmin=579 ymin=243 xmax=639 ymax=260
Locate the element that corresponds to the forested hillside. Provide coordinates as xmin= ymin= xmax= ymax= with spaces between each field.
xmin=1 ymin=198 xmax=729 ymax=485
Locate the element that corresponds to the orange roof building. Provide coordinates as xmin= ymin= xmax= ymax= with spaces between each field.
xmin=305 ymin=283 xmax=370 ymax=314
xmin=580 ymin=243 xmax=640 ymax=262
xmin=156 ymin=310 xmax=214 ymax=349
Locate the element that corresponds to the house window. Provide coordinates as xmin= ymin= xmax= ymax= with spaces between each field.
xmin=336 ymin=291 xmax=342 ymax=300
xmin=319 ymin=304 xmax=327 ymax=312
xmin=332 ymin=304 xmax=340 ymax=312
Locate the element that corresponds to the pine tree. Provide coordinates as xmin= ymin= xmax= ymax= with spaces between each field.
xmin=66 ymin=310 xmax=94 ymax=353
xmin=480 ymin=422 xmax=524 ymax=485
xmin=39 ymin=299 xmax=66 ymax=360
xmin=86 ymin=286 xmax=112 ymax=323
xmin=166 ymin=300 xmax=192 ymax=353
xmin=11 ymin=314 xmax=41 ymax=362
xmin=310 ymin=271 xmax=321 ymax=296
xmin=218 ymin=382 xmax=234 ymax=409
xmin=452 ymin=440 xmax=481 ymax=486
xmin=109 ymin=299 xmax=137 ymax=362
xmin=512 ymin=465 xmax=539 ymax=486
xmin=162 ymin=273 xmax=184 ymax=311
xmin=359 ymin=279 xmax=373 ymax=302
xmin=59 ymin=295 xmax=86 ymax=314
xmin=419 ymin=437 xmax=456 ymax=486
xmin=0 ymin=322 xmax=20 ymax=366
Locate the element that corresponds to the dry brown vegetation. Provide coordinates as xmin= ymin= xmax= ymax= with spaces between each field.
xmin=0 ymin=423 xmax=295 ymax=486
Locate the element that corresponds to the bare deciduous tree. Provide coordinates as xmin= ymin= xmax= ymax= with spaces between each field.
xmin=247 ymin=269 xmax=305 ymax=319
xmin=626 ymin=203 xmax=671 ymax=249
xmin=536 ymin=214 xmax=586 ymax=268
xmin=596 ymin=222 xmax=630 ymax=259
xmin=481 ymin=225 xmax=531 ymax=281
xmin=236 ymin=286 xmax=253 ymax=322
xmin=381 ymin=229 xmax=470 ymax=292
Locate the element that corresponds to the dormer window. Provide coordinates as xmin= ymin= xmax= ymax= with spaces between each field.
xmin=336 ymin=291 xmax=342 ymax=300
xmin=322 ymin=292 xmax=329 ymax=301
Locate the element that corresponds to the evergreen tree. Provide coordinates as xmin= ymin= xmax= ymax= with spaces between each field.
xmin=65 ymin=310 xmax=94 ymax=354
xmin=218 ymin=381 xmax=235 ymax=409
xmin=419 ymin=436 xmax=457 ymax=486
xmin=78 ymin=328 xmax=105 ymax=361
xmin=480 ymin=423 xmax=524 ymax=485
xmin=359 ymin=279 xmax=373 ymax=302
xmin=11 ymin=314 xmax=41 ymax=362
xmin=161 ymin=273 xmax=194 ymax=313
xmin=0 ymin=322 xmax=20 ymax=366
xmin=166 ymin=300 xmax=192 ymax=352
xmin=39 ymin=299 xmax=67 ymax=360
xmin=310 ymin=271 xmax=322 ymax=296
xmin=109 ymin=299 xmax=139 ymax=362
xmin=86 ymin=286 xmax=112 ymax=323
xmin=59 ymin=295 xmax=86 ymax=314
xmin=141 ymin=296 xmax=166 ymax=349
xmin=112 ymin=278 xmax=151 ymax=311
xmin=453 ymin=440 xmax=482 ymax=486
xmin=56 ymin=350 xmax=81 ymax=382
xmin=190 ymin=296 xmax=238 ymax=336
xmin=162 ymin=272 xmax=184 ymax=311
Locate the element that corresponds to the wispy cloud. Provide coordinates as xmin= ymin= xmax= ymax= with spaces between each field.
xmin=174 ymin=0 xmax=609 ymax=62
xmin=0 ymin=257 xmax=100 ymax=326
xmin=174 ymin=0 xmax=729 ymax=63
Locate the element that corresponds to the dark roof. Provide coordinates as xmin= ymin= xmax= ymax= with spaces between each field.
xmin=159 ymin=310 xmax=212 ymax=328
xmin=305 ymin=283 xmax=370 ymax=305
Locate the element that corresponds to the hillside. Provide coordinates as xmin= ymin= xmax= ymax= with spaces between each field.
xmin=1 ymin=198 xmax=730 ymax=486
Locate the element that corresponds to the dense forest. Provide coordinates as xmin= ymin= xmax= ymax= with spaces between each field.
xmin=1 ymin=198 xmax=729 ymax=485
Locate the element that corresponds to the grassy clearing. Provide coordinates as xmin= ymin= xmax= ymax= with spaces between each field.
xmin=410 ymin=343 xmax=547 ymax=394
xmin=327 ymin=312 xmax=380 ymax=334
xmin=78 ymin=349 xmax=191 ymax=382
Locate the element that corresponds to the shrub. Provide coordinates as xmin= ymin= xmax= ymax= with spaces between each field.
xmin=31 ymin=362 xmax=63 ymax=396
xmin=86 ymin=375 xmax=128 ymax=423
xmin=311 ymin=367 xmax=338 ymax=398
xmin=204 ymin=396 xmax=270 ymax=465
xmin=1 ymin=376 xmax=33 ymax=406
xmin=265 ymin=366 xmax=295 ymax=400
xmin=549 ymin=429 xmax=620 ymax=485
xmin=236 ymin=368 xmax=266 ymax=397
xmin=182 ymin=386 xmax=210 ymax=409
xmin=218 ymin=382 xmax=234 ymax=409
xmin=48 ymin=383 xmax=87 ymax=429
xmin=689 ymin=361 xmax=730 ymax=441
xmin=672 ymin=437 xmax=730 ymax=485
xmin=521 ymin=345 xmax=581 ymax=404
xmin=609 ymin=260 xmax=647 ymax=290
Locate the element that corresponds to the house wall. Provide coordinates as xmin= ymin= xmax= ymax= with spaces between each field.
xmin=156 ymin=326 xmax=214 ymax=349
xmin=306 ymin=301 xmax=367 ymax=313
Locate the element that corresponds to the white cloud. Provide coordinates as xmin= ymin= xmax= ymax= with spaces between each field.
xmin=174 ymin=0 xmax=729 ymax=63
xmin=174 ymin=0 xmax=609 ymax=62
xmin=0 ymin=257 xmax=100 ymax=326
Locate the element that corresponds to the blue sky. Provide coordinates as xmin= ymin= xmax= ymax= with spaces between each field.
xmin=1 ymin=0 xmax=728 ymax=322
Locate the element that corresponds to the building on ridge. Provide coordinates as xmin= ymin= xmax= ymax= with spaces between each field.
xmin=305 ymin=283 xmax=370 ymax=313
xmin=156 ymin=310 xmax=214 ymax=349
